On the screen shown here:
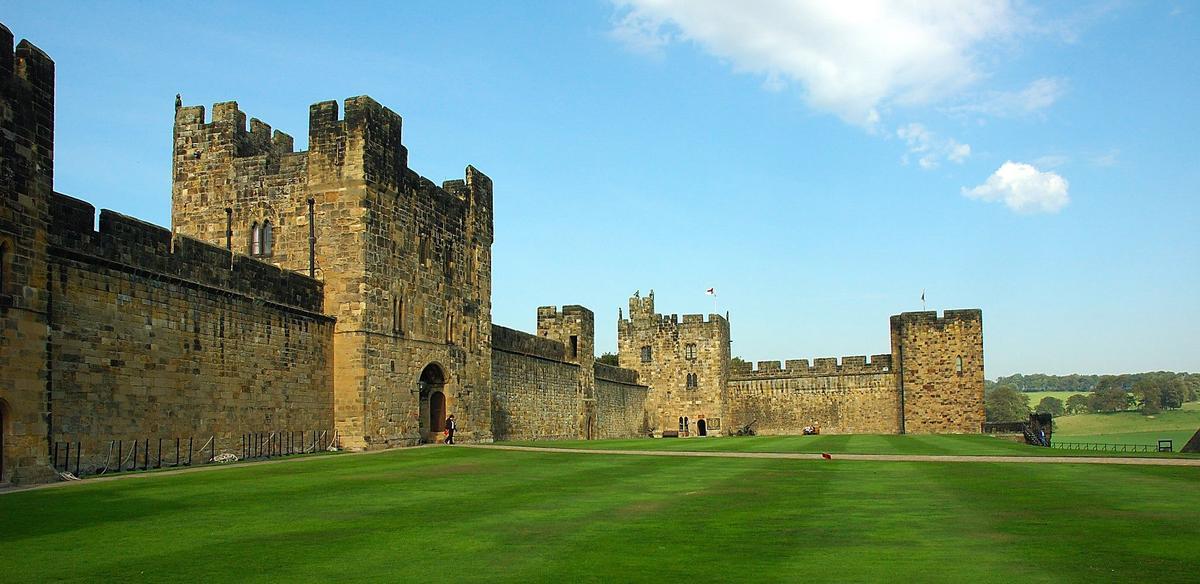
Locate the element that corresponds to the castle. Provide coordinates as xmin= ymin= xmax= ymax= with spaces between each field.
xmin=0 ymin=24 xmax=983 ymax=484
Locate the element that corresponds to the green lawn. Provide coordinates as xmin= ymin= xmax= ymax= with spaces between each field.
xmin=1 ymin=444 xmax=1198 ymax=582
xmin=503 ymin=433 xmax=1196 ymax=458
xmin=1054 ymin=430 xmax=1196 ymax=449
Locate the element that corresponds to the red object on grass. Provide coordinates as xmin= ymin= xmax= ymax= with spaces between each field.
xmin=821 ymin=453 xmax=832 ymax=460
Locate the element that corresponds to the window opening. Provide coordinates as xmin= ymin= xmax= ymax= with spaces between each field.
xmin=685 ymin=343 xmax=696 ymax=360
xmin=261 ymin=220 xmax=273 ymax=256
xmin=955 ymin=356 xmax=963 ymax=373
xmin=569 ymin=335 xmax=578 ymax=359
xmin=250 ymin=222 xmax=261 ymax=255
xmin=641 ymin=346 xmax=652 ymax=363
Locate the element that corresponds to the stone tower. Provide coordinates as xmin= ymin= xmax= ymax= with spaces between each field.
xmin=890 ymin=310 xmax=985 ymax=433
xmin=171 ymin=97 xmax=495 ymax=448
xmin=537 ymin=305 xmax=596 ymax=438
xmin=0 ymin=24 xmax=56 ymax=483
xmin=617 ymin=291 xmax=730 ymax=436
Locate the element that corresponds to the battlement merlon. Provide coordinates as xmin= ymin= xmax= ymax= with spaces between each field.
xmin=730 ymin=354 xmax=894 ymax=378
xmin=1 ymin=24 xmax=55 ymax=93
xmin=48 ymin=192 xmax=326 ymax=315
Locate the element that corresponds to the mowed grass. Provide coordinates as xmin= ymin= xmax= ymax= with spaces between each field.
xmin=2 ymin=445 xmax=1199 ymax=583
xmin=1055 ymin=430 xmax=1196 ymax=448
xmin=503 ymin=433 xmax=1197 ymax=458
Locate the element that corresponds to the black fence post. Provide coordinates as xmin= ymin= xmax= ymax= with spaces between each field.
xmin=131 ymin=440 xmax=138 ymax=472
xmin=64 ymin=443 xmax=70 ymax=472
xmin=176 ymin=438 xmax=180 ymax=467
xmin=211 ymin=435 xmax=216 ymax=464
xmin=188 ymin=437 xmax=193 ymax=466
xmin=157 ymin=439 xmax=163 ymax=469
xmin=143 ymin=438 xmax=149 ymax=471
xmin=75 ymin=443 xmax=81 ymax=477
xmin=117 ymin=441 xmax=123 ymax=473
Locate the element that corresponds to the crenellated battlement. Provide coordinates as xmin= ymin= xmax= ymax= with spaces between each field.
xmin=730 ymin=354 xmax=893 ymax=378
xmin=48 ymin=192 xmax=326 ymax=314
xmin=890 ymin=309 xmax=982 ymax=330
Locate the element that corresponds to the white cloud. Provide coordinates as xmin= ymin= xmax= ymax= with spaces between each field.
xmin=896 ymin=122 xmax=970 ymax=170
xmin=610 ymin=0 xmax=1019 ymax=126
xmin=950 ymin=77 xmax=1068 ymax=117
xmin=962 ymin=161 xmax=1070 ymax=213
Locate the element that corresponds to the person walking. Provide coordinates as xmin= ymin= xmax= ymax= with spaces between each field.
xmin=445 ymin=414 xmax=457 ymax=445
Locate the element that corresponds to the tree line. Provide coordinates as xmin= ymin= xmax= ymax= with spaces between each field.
xmin=985 ymin=371 xmax=1199 ymax=422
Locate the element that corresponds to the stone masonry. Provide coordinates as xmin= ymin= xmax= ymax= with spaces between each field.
xmin=0 ymin=23 xmax=983 ymax=484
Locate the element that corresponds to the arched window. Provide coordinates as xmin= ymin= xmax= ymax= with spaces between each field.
xmin=686 ymin=373 xmax=698 ymax=389
xmin=678 ymin=417 xmax=684 ymax=431
xmin=250 ymin=222 xmax=261 ymax=255
xmin=955 ymin=356 xmax=964 ymax=373
xmin=685 ymin=343 xmax=697 ymax=360
xmin=261 ymin=221 xmax=273 ymax=256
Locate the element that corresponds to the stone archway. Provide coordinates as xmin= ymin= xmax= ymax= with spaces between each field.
xmin=418 ymin=364 xmax=447 ymax=443
xmin=697 ymin=419 xmax=707 ymax=437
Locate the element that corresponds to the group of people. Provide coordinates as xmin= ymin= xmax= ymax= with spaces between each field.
xmin=802 ymin=424 xmax=822 ymax=435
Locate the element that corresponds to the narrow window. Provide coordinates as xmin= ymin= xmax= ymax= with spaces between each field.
xmin=687 ymin=373 xmax=698 ymax=389
xmin=955 ymin=356 xmax=964 ymax=373
xmin=447 ymin=313 xmax=454 ymax=344
xmin=641 ymin=346 xmax=652 ymax=363
xmin=0 ymin=241 xmax=8 ymax=292
xmin=678 ymin=417 xmax=684 ymax=431
xmin=685 ymin=343 xmax=696 ymax=360
xmin=569 ymin=335 xmax=578 ymax=359
xmin=392 ymin=297 xmax=400 ymax=334
xmin=251 ymin=222 xmax=261 ymax=255
xmin=261 ymin=220 xmax=273 ymax=256
xmin=419 ymin=236 xmax=431 ymax=267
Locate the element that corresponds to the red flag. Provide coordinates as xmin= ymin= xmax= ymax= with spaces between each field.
xmin=821 ymin=453 xmax=832 ymax=460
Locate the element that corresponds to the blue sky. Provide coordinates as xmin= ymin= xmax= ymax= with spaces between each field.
xmin=5 ymin=1 xmax=1197 ymax=377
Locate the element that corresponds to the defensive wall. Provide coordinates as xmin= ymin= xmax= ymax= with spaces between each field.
xmin=725 ymin=355 xmax=900 ymax=434
xmin=491 ymin=316 xmax=649 ymax=441
xmin=44 ymin=193 xmax=335 ymax=462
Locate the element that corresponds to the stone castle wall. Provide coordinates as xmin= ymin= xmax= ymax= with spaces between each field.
xmin=490 ymin=325 xmax=582 ymax=440
xmin=726 ymin=356 xmax=900 ymax=434
xmin=0 ymin=26 xmax=55 ymax=483
xmin=594 ymin=363 xmax=649 ymax=439
xmin=45 ymin=193 xmax=335 ymax=460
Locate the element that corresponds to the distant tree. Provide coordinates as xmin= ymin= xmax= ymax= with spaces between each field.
xmin=596 ymin=352 xmax=619 ymax=366
xmin=985 ymin=385 xmax=1029 ymax=422
xmin=1089 ymin=385 xmax=1131 ymax=413
xmin=730 ymin=356 xmax=750 ymax=370
xmin=1035 ymin=396 xmax=1065 ymax=417
xmin=1065 ymin=394 xmax=1090 ymax=415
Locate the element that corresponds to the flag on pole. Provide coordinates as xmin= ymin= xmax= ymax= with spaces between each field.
xmin=705 ymin=287 xmax=715 ymax=296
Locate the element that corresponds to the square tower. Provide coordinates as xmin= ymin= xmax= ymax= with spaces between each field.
xmin=617 ymin=291 xmax=730 ymax=436
xmin=171 ymin=97 xmax=495 ymax=448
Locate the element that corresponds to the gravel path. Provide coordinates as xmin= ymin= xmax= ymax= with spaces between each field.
xmin=465 ymin=444 xmax=1200 ymax=466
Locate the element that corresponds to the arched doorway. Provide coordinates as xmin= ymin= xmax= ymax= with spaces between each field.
xmin=697 ymin=419 xmax=707 ymax=437
xmin=418 ymin=364 xmax=447 ymax=443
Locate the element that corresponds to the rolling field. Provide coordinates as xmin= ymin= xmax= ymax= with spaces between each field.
xmin=2 ymin=439 xmax=1199 ymax=583
xmin=1021 ymin=390 xmax=1093 ymax=404
xmin=1053 ymin=402 xmax=1200 ymax=448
